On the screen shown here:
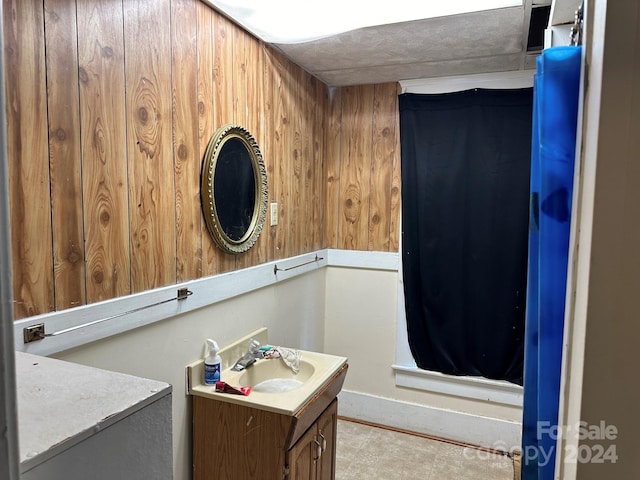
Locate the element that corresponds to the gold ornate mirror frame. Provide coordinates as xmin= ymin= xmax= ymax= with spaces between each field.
xmin=201 ymin=124 xmax=268 ymax=254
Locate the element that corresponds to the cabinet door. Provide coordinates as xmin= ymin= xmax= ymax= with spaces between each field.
xmin=287 ymin=423 xmax=319 ymax=480
xmin=316 ymin=400 xmax=338 ymax=480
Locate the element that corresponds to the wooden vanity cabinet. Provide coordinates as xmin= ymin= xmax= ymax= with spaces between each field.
xmin=193 ymin=364 xmax=347 ymax=480
xmin=316 ymin=401 xmax=338 ymax=479
xmin=287 ymin=399 xmax=337 ymax=480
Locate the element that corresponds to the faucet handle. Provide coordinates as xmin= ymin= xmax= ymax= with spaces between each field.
xmin=248 ymin=339 xmax=261 ymax=353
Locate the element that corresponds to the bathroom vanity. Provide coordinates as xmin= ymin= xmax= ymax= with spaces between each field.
xmin=187 ymin=329 xmax=348 ymax=479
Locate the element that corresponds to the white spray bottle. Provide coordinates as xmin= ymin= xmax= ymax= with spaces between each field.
xmin=204 ymin=339 xmax=221 ymax=385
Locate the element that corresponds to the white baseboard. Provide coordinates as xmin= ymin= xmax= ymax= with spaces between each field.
xmin=337 ymin=390 xmax=522 ymax=452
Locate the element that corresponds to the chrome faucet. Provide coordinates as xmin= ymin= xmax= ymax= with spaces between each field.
xmin=231 ymin=339 xmax=263 ymax=371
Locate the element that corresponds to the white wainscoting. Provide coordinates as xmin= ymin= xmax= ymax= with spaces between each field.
xmin=13 ymin=249 xmax=397 ymax=357
xmin=15 ymin=248 xmax=522 ymax=439
xmin=14 ymin=251 xmax=328 ymax=356
xmin=15 ymin=248 xmax=523 ymax=449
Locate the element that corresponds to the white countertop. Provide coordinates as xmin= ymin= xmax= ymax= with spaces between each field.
xmin=186 ymin=327 xmax=347 ymax=415
xmin=187 ymin=349 xmax=347 ymax=415
xmin=16 ymin=352 xmax=171 ymax=472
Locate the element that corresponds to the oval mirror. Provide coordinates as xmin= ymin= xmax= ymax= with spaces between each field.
xmin=201 ymin=124 xmax=268 ymax=254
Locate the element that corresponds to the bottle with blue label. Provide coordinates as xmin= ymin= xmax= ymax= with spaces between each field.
xmin=204 ymin=339 xmax=221 ymax=385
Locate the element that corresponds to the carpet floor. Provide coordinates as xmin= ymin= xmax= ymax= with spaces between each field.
xmin=336 ymin=419 xmax=515 ymax=480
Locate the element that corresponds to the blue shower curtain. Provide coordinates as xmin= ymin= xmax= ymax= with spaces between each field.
xmin=522 ymin=46 xmax=582 ymax=480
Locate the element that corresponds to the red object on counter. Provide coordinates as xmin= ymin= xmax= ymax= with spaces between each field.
xmin=215 ymin=381 xmax=252 ymax=396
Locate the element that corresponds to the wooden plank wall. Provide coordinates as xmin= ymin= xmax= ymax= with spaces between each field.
xmin=3 ymin=0 xmax=400 ymax=320
xmin=325 ymin=83 xmax=401 ymax=253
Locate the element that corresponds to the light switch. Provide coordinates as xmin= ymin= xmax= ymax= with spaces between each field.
xmin=270 ymin=202 xmax=278 ymax=226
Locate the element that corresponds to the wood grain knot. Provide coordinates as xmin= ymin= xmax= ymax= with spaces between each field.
xmin=133 ymin=77 xmax=162 ymax=158
xmin=178 ymin=143 xmax=188 ymax=160
xmin=55 ymin=128 xmax=66 ymax=141
xmin=101 ymin=46 xmax=114 ymax=58
xmin=66 ymin=245 xmax=82 ymax=265
xmin=371 ymin=213 xmax=381 ymax=225
xmin=92 ymin=269 xmax=104 ymax=284
xmin=100 ymin=210 xmax=110 ymax=225
xmin=93 ymin=123 xmax=107 ymax=163
xmin=138 ymin=106 xmax=149 ymax=124
xmin=135 ymin=229 xmax=148 ymax=244
xmin=344 ymin=185 xmax=361 ymax=223
xmin=78 ymin=67 xmax=89 ymax=84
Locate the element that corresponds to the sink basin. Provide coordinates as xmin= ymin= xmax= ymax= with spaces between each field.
xmin=186 ymin=329 xmax=348 ymax=415
xmin=238 ymin=358 xmax=315 ymax=392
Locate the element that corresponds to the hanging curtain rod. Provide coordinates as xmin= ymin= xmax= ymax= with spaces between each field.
xmin=273 ymin=254 xmax=323 ymax=275
xmin=23 ymin=288 xmax=193 ymax=344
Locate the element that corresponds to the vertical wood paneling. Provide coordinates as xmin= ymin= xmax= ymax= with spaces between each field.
xmin=250 ymin=36 xmax=269 ymax=265
xmin=211 ymin=12 xmax=236 ymax=273
xmin=389 ymin=83 xmax=402 ymax=252
xmin=44 ymin=0 xmax=85 ymax=310
xmin=271 ymin=51 xmax=293 ymax=259
xmin=325 ymin=88 xmax=343 ymax=249
xmin=290 ymin=64 xmax=304 ymax=256
xmin=236 ymin=32 xmax=261 ymax=270
xmin=124 ymin=0 xmax=176 ymax=292
xmin=338 ymin=85 xmax=375 ymax=250
xmin=231 ymin=23 xmax=247 ymax=126
xmin=300 ymin=72 xmax=314 ymax=254
xmin=369 ymin=83 xmax=396 ymax=251
xmin=196 ymin=2 xmax=216 ymax=277
xmin=261 ymin=44 xmax=276 ymax=260
xmin=4 ymin=0 xmax=54 ymax=318
xmin=77 ymin=0 xmax=131 ymax=303
xmin=330 ymin=82 xmax=400 ymax=253
xmin=171 ymin=0 xmax=202 ymax=281
xmin=212 ymin=12 xmax=233 ymax=126
xmin=244 ymin=36 xmax=261 ymax=143
xmin=6 ymin=0 xmax=402 ymax=320
xmin=313 ymin=79 xmax=327 ymax=251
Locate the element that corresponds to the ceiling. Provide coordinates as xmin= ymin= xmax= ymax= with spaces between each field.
xmin=273 ymin=6 xmax=535 ymax=86
xmin=204 ymin=1 xmax=571 ymax=87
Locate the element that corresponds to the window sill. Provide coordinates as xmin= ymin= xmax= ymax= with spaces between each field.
xmin=392 ymin=365 xmax=523 ymax=407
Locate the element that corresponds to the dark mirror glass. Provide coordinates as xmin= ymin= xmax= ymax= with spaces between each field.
xmin=201 ymin=124 xmax=267 ymax=254
xmin=214 ymin=138 xmax=256 ymax=241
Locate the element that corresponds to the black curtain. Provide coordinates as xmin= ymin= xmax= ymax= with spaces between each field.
xmin=400 ymin=89 xmax=532 ymax=385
